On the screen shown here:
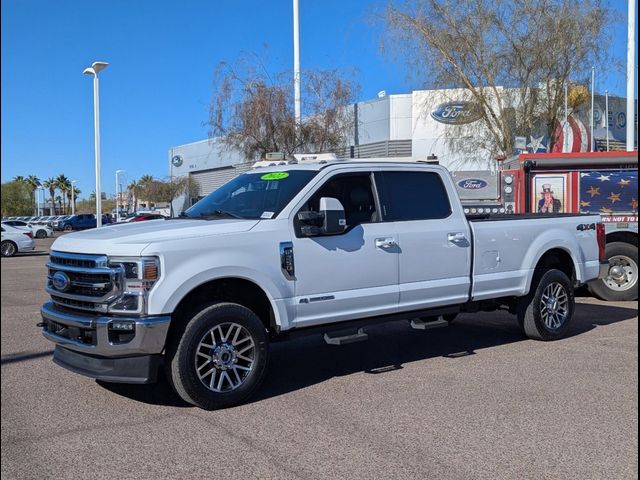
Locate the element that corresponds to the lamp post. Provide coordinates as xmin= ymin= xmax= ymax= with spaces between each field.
xmin=83 ymin=61 xmax=109 ymax=227
xmin=115 ymin=170 xmax=124 ymax=222
xmin=71 ymin=180 xmax=78 ymax=216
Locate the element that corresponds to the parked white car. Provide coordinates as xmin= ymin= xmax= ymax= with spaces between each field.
xmin=1 ymin=224 xmax=35 ymax=257
xmin=2 ymin=220 xmax=53 ymax=238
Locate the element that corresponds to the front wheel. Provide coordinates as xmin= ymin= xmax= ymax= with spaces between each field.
xmin=1 ymin=241 xmax=17 ymax=257
xmin=63 ymin=225 xmax=73 ymax=232
xmin=518 ymin=269 xmax=575 ymax=341
xmin=35 ymin=229 xmax=47 ymax=239
xmin=165 ymin=302 xmax=269 ymax=410
xmin=587 ymin=242 xmax=638 ymax=302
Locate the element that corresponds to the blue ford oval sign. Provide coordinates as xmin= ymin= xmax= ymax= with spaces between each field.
xmin=457 ymin=179 xmax=488 ymax=190
xmin=431 ymin=101 xmax=482 ymax=125
xmin=52 ymin=271 xmax=71 ymax=292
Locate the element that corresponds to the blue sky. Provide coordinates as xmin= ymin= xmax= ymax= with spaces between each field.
xmin=1 ymin=0 xmax=636 ymax=197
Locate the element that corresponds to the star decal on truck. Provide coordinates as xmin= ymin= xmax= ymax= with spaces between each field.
xmin=586 ymin=186 xmax=600 ymax=197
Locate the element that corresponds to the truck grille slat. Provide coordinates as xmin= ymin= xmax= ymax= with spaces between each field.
xmin=48 ymin=251 xmax=122 ymax=312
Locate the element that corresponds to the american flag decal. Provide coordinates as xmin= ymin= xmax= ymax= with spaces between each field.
xmin=579 ymin=171 xmax=638 ymax=214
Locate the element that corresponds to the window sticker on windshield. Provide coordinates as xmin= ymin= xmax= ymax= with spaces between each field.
xmin=260 ymin=211 xmax=275 ymax=219
xmin=260 ymin=172 xmax=289 ymax=181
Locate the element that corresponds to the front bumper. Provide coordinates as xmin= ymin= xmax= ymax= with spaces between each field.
xmin=598 ymin=261 xmax=610 ymax=279
xmin=40 ymin=302 xmax=171 ymax=383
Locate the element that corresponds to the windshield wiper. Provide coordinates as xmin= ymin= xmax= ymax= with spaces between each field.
xmin=178 ymin=212 xmax=191 ymax=218
xmin=197 ymin=210 xmax=243 ymax=219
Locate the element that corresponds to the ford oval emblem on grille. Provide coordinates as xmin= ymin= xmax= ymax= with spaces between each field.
xmin=457 ymin=179 xmax=488 ymax=190
xmin=52 ymin=271 xmax=71 ymax=292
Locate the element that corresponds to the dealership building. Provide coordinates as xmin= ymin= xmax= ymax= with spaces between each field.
xmin=168 ymin=88 xmax=636 ymax=213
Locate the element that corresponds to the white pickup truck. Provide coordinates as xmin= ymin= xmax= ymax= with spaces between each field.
xmin=40 ymin=160 xmax=608 ymax=409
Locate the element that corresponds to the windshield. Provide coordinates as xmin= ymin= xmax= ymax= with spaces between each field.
xmin=183 ymin=170 xmax=318 ymax=220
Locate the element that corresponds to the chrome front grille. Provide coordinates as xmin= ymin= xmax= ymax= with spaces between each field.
xmin=47 ymin=251 xmax=123 ymax=312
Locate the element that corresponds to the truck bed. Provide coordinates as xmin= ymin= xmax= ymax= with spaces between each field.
xmin=469 ymin=214 xmax=601 ymax=301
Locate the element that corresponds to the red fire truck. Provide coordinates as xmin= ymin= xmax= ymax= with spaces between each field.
xmin=497 ymin=151 xmax=638 ymax=301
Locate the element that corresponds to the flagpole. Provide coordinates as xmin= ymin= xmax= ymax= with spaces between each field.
xmin=605 ymin=90 xmax=610 ymax=151
xmin=626 ymin=0 xmax=636 ymax=151
xmin=590 ymin=66 xmax=595 ymax=152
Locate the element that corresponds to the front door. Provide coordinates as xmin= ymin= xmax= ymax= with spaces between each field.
xmin=290 ymin=171 xmax=399 ymax=327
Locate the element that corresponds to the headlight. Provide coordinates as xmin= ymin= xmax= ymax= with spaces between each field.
xmin=107 ymin=256 xmax=160 ymax=314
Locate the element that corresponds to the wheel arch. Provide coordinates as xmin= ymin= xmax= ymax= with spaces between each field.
xmin=526 ymin=247 xmax=578 ymax=293
xmin=167 ymin=277 xmax=278 ymax=348
xmin=606 ymin=231 xmax=638 ymax=247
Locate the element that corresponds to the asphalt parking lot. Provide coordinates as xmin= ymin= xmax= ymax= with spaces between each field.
xmin=1 ymin=234 xmax=638 ymax=480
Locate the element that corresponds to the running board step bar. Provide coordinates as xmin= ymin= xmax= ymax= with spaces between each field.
xmin=324 ymin=328 xmax=368 ymax=345
xmin=410 ymin=317 xmax=449 ymax=330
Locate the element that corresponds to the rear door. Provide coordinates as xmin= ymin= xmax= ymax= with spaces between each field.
xmin=375 ymin=170 xmax=472 ymax=311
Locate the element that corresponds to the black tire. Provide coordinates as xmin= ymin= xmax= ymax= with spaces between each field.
xmin=587 ymin=242 xmax=638 ymax=302
xmin=517 ymin=269 xmax=575 ymax=341
xmin=1 ymin=240 xmax=17 ymax=257
xmin=35 ymin=229 xmax=47 ymax=239
xmin=165 ymin=302 xmax=269 ymax=410
xmin=63 ymin=224 xmax=73 ymax=232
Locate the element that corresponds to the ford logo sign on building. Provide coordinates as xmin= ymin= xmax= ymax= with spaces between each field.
xmin=457 ymin=179 xmax=489 ymax=190
xmin=431 ymin=101 xmax=483 ymax=125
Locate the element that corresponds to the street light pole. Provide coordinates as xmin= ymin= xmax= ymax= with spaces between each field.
xmin=83 ymin=61 xmax=109 ymax=227
xmin=71 ymin=180 xmax=78 ymax=216
xmin=115 ymin=170 xmax=124 ymax=223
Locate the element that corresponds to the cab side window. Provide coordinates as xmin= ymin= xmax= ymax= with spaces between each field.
xmin=299 ymin=172 xmax=378 ymax=229
xmin=376 ymin=171 xmax=451 ymax=221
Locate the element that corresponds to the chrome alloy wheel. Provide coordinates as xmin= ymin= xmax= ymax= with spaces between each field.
xmin=540 ymin=282 xmax=569 ymax=331
xmin=604 ymin=255 xmax=638 ymax=292
xmin=1 ymin=241 xmax=16 ymax=257
xmin=195 ymin=322 xmax=255 ymax=393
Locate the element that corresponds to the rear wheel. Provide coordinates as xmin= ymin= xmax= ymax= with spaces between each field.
xmin=165 ymin=302 xmax=269 ymax=410
xmin=518 ymin=269 xmax=575 ymax=341
xmin=1 ymin=240 xmax=17 ymax=257
xmin=587 ymin=242 xmax=638 ymax=302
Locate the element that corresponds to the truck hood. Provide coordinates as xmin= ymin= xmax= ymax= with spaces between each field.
xmin=51 ymin=219 xmax=260 ymax=256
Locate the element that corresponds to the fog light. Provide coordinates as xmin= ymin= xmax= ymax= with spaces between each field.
xmin=111 ymin=321 xmax=135 ymax=331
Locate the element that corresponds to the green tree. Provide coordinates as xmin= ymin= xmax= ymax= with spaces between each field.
xmin=42 ymin=177 xmax=56 ymax=215
xmin=66 ymin=186 xmax=81 ymax=214
xmin=127 ymin=180 xmax=141 ymax=213
xmin=26 ymin=175 xmax=41 ymax=215
xmin=55 ymin=174 xmax=71 ymax=214
xmin=1 ymin=181 xmax=33 ymax=216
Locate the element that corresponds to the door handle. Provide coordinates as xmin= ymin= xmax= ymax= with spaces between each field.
xmin=447 ymin=232 xmax=468 ymax=245
xmin=375 ymin=237 xmax=397 ymax=249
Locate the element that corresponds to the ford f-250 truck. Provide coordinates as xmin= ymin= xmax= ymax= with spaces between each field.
xmin=40 ymin=160 xmax=608 ymax=409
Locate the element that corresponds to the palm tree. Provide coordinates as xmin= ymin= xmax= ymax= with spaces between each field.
xmin=127 ymin=180 xmax=140 ymax=213
xmin=26 ymin=175 xmax=41 ymax=215
xmin=13 ymin=175 xmax=26 ymax=183
xmin=42 ymin=177 xmax=56 ymax=215
xmin=55 ymin=174 xmax=71 ymax=214
xmin=66 ymin=186 xmax=81 ymax=214
xmin=55 ymin=195 xmax=63 ymax=213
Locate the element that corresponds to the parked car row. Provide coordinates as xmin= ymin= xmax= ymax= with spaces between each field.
xmin=2 ymin=220 xmax=53 ymax=238
xmin=1 ymin=224 xmax=35 ymax=257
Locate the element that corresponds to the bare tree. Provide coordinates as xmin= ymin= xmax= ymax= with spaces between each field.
xmin=207 ymin=54 xmax=359 ymax=160
xmin=140 ymin=176 xmax=196 ymax=206
xmin=385 ymin=0 xmax=612 ymax=163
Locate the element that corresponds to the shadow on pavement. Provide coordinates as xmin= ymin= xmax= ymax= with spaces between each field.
xmin=97 ymin=301 xmax=637 ymax=408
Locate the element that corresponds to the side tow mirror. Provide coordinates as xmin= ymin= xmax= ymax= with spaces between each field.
xmin=297 ymin=197 xmax=347 ymax=236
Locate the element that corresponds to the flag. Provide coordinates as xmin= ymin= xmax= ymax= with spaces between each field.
xmin=579 ymin=171 xmax=638 ymax=214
